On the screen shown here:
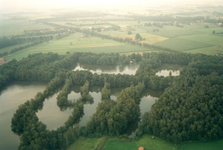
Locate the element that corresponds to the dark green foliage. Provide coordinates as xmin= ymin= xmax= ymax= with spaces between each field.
xmin=141 ymin=74 xmax=223 ymax=143
xmin=101 ymin=82 xmax=111 ymax=100
xmin=80 ymin=81 xmax=93 ymax=103
xmin=86 ymin=83 xmax=145 ymax=136
xmin=3 ymin=51 xmax=223 ymax=149
xmin=139 ymin=54 xmax=223 ymax=143
xmin=0 ymin=59 xmax=17 ymax=90
xmin=135 ymin=33 xmax=142 ymax=41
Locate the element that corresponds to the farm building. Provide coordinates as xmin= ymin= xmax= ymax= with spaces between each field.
xmin=138 ymin=146 xmax=144 ymax=150
xmin=0 ymin=58 xmax=5 ymax=62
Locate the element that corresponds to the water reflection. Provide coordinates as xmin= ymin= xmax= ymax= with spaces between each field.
xmin=155 ymin=64 xmax=184 ymax=77
xmin=73 ymin=63 xmax=139 ymax=75
xmin=36 ymin=93 xmax=74 ymax=130
xmin=156 ymin=69 xmax=180 ymax=77
xmin=127 ymin=89 xmax=162 ymax=138
xmin=37 ymin=86 xmax=120 ymax=129
xmin=79 ymin=92 xmax=101 ymax=127
xmin=0 ymin=82 xmax=46 ymax=150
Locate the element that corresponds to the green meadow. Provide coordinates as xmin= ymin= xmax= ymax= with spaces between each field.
xmin=67 ymin=134 xmax=223 ymax=150
xmin=5 ymin=33 xmax=154 ymax=60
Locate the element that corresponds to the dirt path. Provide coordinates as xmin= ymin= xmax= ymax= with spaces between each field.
xmin=97 ymin=136 xmax=109 ymax=150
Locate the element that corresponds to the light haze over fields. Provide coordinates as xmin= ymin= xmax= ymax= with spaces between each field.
xmin=1 ymin=0 xmax=223 ymax=12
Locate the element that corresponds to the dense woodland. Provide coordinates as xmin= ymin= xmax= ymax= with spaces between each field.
xmin=0 ymin=52 xmax=223 ymax=149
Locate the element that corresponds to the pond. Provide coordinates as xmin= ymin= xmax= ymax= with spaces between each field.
xmin=73 ymin=63 xmax=139 ymax=75
xmin=37 ymin=86 xmax=119 ymax=129
xmin=155 ymin=64 xmax=184 ymax=77
xmin=126 ymin=89 xmax=162 ymax=138
xmin=37 ymin=86 xmax=162 ymax=139
xmin=0 ymin=82 xmax=162 ymax=150
xmin=0 ymin=82 xmax=47 ymax=150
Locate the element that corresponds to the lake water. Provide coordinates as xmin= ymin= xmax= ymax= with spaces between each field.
xmin=0 ymin=82 xmax=47 ymax=150
xmin=0 ymin=82 xmax=161 ymax=150
xmin=155 ymin=69 xmax=180 ymax=77
xmin=73 ymin=63 xmax=139 ymax=75
xmin=36 ymin=93 xmax=74 ymax=130
xmin=37 ymin=86 xmax=119 ymax=129
xmin=37 ymin=87 xmax=161 ymax=130
xmin=155 ymin=64 xmax=184 ymax=77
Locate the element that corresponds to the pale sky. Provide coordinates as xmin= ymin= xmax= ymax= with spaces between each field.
xmin=0 ymin=0 xmax=222 ymax=12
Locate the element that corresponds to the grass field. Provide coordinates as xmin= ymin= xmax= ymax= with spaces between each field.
xmin=140 ymin=33 xmax=168 ymax=44
xmin=5 ymin=33 xmax=155 ymax=60
xmin=103 ymin=135 xmax=177 ymax=150
xmin=101 ymin=30 xmax=168 ymax=44
xmin=185 ymin=46 xmax=223 ymax=55
xmin=179 ymin=34 xmax=223 ymax=45
xmin=103 ymin=140 xmax=138 ymax=150
xmin=140 ymin=26 xmax=201 ymax=38
xmin=154 ymin=37 xmax=212 ymax=51
xmin=67 ymin=135 xmax=223 ymax=150
xmin=2 ymin=19 xmax=222 ymax=60
xmin=178 ymin=139 xmax=223 ymax=150
xmin=67 ymin=136 xmax=105 ymax=150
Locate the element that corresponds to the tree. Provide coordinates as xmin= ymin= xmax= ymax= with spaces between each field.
xmin=135 ymin=33 xmax=142 ymax=41
xmin=128 ymin=31 xmax=132 ymax=35
xmin=213 ymin=30 xmax=216 ymax=34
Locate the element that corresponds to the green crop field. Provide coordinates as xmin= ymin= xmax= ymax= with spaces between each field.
xmin=5 ymin=33 xmax=155 ymax=60
xmin=179 ymin=34 xmax=223 ymax=45
xmin=140 ymin=33 xmax=168 ymax=44
xmin=101 ymin=30 xmax=168 ymax=44
xmin=140 ymin=26 xmax=201 ymax=38
xmin=185 ymin=46 xmax=223 ymax=55
xmin=154 ymin=37 xmax=212 ymax=51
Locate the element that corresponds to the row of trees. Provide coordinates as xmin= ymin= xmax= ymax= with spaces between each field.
xmin=0 ymin=36 xmax=54 ymax=57
xmin=0 ymin=35 xmax=53 ymax=49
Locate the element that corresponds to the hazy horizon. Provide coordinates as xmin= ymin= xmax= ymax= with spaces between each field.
xmin=1 ymin=0 xmax=223 ymax=13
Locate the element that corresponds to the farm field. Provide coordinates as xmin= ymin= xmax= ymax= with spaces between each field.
xmin=5 ymin=33 xmax=154 ymax=60
xmin=154 ymin=37 xmax=212 ymax=51
xmin=98 ymin=21 xmax=223 ymax=54
xmin=0 ymin=20 xmax=54 ymax=36
xmin=179 ymin=34 xmax=223 ymax=45
xmin=139 ymin=25 xmax=201 ymax=38
xmin=101 ymin=30 xmax=168 ymax=44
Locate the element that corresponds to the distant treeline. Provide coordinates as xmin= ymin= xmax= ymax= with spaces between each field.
xmin=132 ymin=15 xmax=205 ymax=22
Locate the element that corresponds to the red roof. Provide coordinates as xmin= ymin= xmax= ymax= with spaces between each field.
xmin=0 ymin=58 xmax=5 ymax=62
